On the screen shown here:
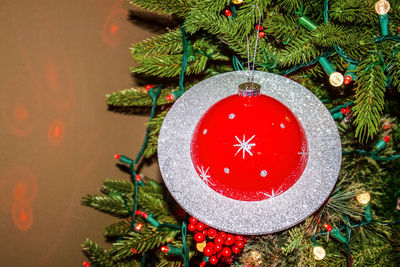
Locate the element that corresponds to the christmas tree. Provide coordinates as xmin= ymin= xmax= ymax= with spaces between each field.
xmin=82 ymin=0 xmax=400 ymax=266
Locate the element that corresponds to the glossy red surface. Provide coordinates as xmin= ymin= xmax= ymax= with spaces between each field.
xmin=191 ymin=94 xmax=308 ymax=201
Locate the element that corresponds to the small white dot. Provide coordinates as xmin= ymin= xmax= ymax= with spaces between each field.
xmin=203 ymin=129 xmax=207 ymax=135
xmin=229 ymin=113 xmax=235 ymax=119
xmin=260 ymin=170 xmax=267 ymax=177
xmin=224 ymin=168 xmax=230 ymax=174
xmin=280 ymin=123 xmax=285 ymax=129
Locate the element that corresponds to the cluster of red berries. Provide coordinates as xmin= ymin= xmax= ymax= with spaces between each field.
xmin=188 ymin=217 xmax=246 ymax=266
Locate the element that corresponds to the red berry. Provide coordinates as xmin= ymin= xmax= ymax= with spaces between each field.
xmin=214 ymin=244 xmax=222 ymax=252
xmin=225 ymin=10 xmax=232 ymax=17
xmin=131 ymin=248 xmax=138 ymax=254
xmin=194 ymin=232 xmax=206 ymax=243
xmin=196 ymin=222 xmax=206 ymax=231
xmin=206 ymin=242 xmax=215 ymax=248
xmin=224 ymin=234 xmax=235 ymax=246
xmin=384 ymin=136 xmax=391 ymax=142
xmin=232 ymin=246 xmax=240 ymax=254
xmin=219 ymin=232 xmax=227 ymax=239
xmin=209 ymin=256 xmax=218 ymax=265
xmin=188 ymin=223 xmax=196 ymax=232
xmin=203 ymin=246 xmax=214 ymax=257
xmin=235 ymin=240 xmax=245 ymax=249
xmin=222 ymin=247 xmax=232 ymax=257
xmin=235 ymin=235 xmax=244 ymax=241
xmin=258 ymin=31 xmax=265 ymax=38
xmin=255 ymin=25 xmax=264 ymax=30
xmin=200 ymin=262 xmax=207 ymax=267
xmin=83 ymin=262 xmax=90 ymax=267
xmin=214 ymin=236 xmax=224 ymax=245
xmin=114 ymin=154 xmax=120 ymax=159
xmin=202 ymin=229 xmax=208 ymax=236
xmin=208 ymin=228 xmax=217 ymax=238
xmin=189 ymin=217 xmax=198 ymax=224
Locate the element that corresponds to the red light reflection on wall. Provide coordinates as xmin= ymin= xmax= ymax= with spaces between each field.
xmin=1 ymin=81 xmax=41 ymax=137
xmin=12 ymin=200 xmax=33 ymax=231
xmin=48 ymin=118 xmax=65 ymax=146
xmin=102 ymin=8 xmax=128 ymax=46
xmin=0 ymin=166 xmax=38 ymax=231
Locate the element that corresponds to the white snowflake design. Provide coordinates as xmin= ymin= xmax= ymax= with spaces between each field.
xmin=196 ymin=165 xmax=214 ymax=186
xmin=298 ymin=143 xmax=308 ymax=161
xmin=233 ymin=134 xmax=256 ymax=159
xmin=263 ymin=185 xmax=284 ymax=199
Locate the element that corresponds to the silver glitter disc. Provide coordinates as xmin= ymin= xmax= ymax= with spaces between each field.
xmin=158 ymin=71 xmax=341 ymax=235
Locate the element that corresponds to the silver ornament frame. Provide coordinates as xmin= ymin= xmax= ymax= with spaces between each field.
xmin=158 ymin=71 xmax=341 ymax=235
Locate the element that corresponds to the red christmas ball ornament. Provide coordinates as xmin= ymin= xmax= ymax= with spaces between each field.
xmin=222 ymin=247 xmax=232 ymax=257
xmin=196 ymin=222 xmax=206 ymax=231
xmin=214 ymin=236 xmax=225 ymax=245
xmin=191 ymin=83 xmax=308 ymax=201
xmin=194 ymin=232 xmax=206 ymax=243
xmin=209 ymin=256 xmax=219 ymax=265
xmin=188 ymin=223 xmax=196 ymax=232
xmin=189 ymin=217 xmax=198 ymax=224
xmin=203 ymin=246 xmax=215 ymax=257
xmin=235 ymin=240 xmax=245 ymax=249
xmin=214 ymin=244 xmax=222 ymax=252
xmin=224 ymin=234 xmax=235 ymax=246
xmin=231 ymin=246 xmax=241 ymax=254
xmin=208 ymin=228 xmax=217 ymax=238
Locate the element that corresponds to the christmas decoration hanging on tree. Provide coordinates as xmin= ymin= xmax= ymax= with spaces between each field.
xmin=158 ymin=71 xmax=342 ymax=234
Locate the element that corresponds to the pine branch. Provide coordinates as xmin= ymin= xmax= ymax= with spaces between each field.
xmin=144 ymin=109 xmax=168 ymax=158
xmin=105 ymin=220 xmax=132 ymax=238
xmin=103 ymin=179 xmax=134 ymax=197
xmin=131 ymin=29 xmax=183 ymax=56
xmin=277 ymin=35 xmax=321 ymax=66
xmin=111 ymin=227 xmax=180 ymax=260
xmin=353 ymin=55 xmax=387 ymax=141
xmin=330 ymin=0 xmax=379 ymax=25
xmin=82 ymin=194 xmax=131 ymax=217
xmin=82 ymin=239 xmax=117 ymax=267
xmin=131 ymin=54 xmax=207 ymax=77
xmin=127 ymin=0 xmax=194 ymax=18
xmin=106 ymin=87 xmax=175 ymax=107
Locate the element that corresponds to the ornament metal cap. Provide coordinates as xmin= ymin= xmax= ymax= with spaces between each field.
xmin=238 ymin=82 xmax=261 ymax=97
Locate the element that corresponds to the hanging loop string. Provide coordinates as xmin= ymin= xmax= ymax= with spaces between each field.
xmin=247 ymin=5 xmax=262 ymax=83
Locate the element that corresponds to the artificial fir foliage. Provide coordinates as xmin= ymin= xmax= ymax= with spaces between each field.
xmin=83 ymin=0 xmax=400 ymax=266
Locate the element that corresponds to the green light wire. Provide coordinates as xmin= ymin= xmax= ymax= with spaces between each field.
xmin=127 ymin=84 xmax=162 ymax=230
xmin=181 ymin=221 xmax=189 ymax=267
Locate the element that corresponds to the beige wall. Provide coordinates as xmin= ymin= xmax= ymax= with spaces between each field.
xmin=0 ymin=1 xmax=161 ymax=266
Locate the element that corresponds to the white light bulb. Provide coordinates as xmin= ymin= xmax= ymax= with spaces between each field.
xmin=313 ymin=246 xmax=326 ymax=260
xmin=375 ymin=0 xmax=390 ymax=15
xmin=329 ymin=72 xmax=344 ymax=87
xmin=357 ymin=192 xmax=371 ymax=205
